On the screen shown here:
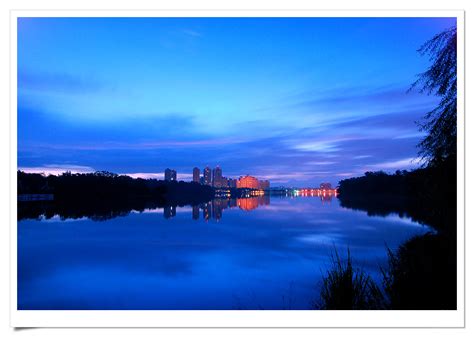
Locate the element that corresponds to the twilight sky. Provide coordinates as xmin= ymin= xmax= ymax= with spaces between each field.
xmin=17 ymin=17 xmax=456 ymax=187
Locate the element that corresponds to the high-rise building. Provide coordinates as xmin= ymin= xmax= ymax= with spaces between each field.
xmin=212 ymin=166 xmax=223 ymax=187
xmin=193 ymin=167 xmax=200 ymax=183
xmin=203 ymin=166 xmax=212 ymax=186
xmin=164 ymin=168 xmax=177 ymax=182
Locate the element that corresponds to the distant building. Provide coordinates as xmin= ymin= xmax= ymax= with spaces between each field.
xmin=212 ymin=166 xmax=223 ymax=187
xmin=237 ymin=175 xmax=260 ymax=189
xmin=320 ymin=182 xmax=332 ymax=190
xmin=164 ymin=168 xmax=177 ymax=182
xmin=227 ymin=178 xmax=237 ymax=189
xmin=203 ymin=167 xmax=212 ymax=186
xmin=193 ymin=167 xmax=200 ymax=183
xmin=259 ymin=180 xmax=270 ymax=190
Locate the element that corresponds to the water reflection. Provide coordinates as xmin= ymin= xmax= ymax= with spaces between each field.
xmin=18 ymin=194 xmax=429 ymax=310
xmin=197 ymin=196 xmax=270 ymax=221
xmin=159 ymin=196 xmax=271 ymax=220
xmin=163 ymin=205 xmax=177 ymax=219
xmin=160 ymin=195 xmax=332 ymax=221
xmin=18 ymin=193 xmax=339 ymax=222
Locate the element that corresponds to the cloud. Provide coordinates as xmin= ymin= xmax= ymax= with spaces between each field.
xmin=304 ymin=161 xmax=337 ymax=166
xmin=361 ymin=157 xmax=421 ymax=171
xmin=24 ymin=137 xmax=249 ymax=152
xmin=18 ymin=164 xmax=95 ymax=175
xmin=18 ymin=70 xmax=104 ymax=94
xmin=181 ymin=29 xmax=202 ymax=38
xmin=291 ymin=140 xmax=341 ymax=153
xmin=288 ymin=136 xmax=367 ymax=153
xmin=289 ymin=85 xmax=437 ymax=112
xmin=123 ymin=172 xmax=193 ymax=181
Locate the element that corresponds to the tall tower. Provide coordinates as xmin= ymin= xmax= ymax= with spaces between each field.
xmin=203 ymin=166 xmax=212 ymax=186
xmin=212 ymin=166 xmax=223 ymax=187
xmin=164 ymin=168 xmax=177 ymax=182
xmin=193 ymin=167 xmax=200 ymax=183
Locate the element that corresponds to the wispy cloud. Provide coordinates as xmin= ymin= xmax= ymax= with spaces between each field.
xmin=181 ymin=29 xmax=202 ymax=38
xmin=18 ymin=70 xmax=104 ymax=94
xmin=288 ymin=85 xmax=437 ymax=113
xmin=288 ymin=136 xmax=366 ymax=153
xmin=123 ymin=172 xmax=193 ymax=181
xmin=361 ymin=157 xmax=421 ymax=171
xmin=18 ymin=164 xmax=95 ymax=175
xmin=25 ymin=137 xmax=249 ymax=151
xmin=304 ymin=161 xmax=338 ymax=166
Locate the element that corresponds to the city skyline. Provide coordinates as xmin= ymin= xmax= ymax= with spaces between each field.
xmin=165 ymin=165 xmax=270 ymax=189
xmin=17 ymin=17 xmax=456 ymax=187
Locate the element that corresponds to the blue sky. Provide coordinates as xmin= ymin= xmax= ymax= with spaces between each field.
xmin=17 ymin=17 xmax=456 ymax=186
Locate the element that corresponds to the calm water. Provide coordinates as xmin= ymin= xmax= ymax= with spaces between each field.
xmin=18 ymin=195 xmax=431 ymax=310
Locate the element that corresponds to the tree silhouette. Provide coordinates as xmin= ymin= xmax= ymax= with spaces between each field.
xmin=411 ymin=26 xmax=457 ymax=166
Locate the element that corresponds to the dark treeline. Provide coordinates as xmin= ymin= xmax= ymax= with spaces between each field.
xmin=337 ymin=155 xmax=456 ymax=233
xmin=18 ymin=170 xmax=215 ymax=221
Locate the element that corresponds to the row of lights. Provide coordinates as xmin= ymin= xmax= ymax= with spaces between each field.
xmin=294 ymin=189 xmax=338 ymax=197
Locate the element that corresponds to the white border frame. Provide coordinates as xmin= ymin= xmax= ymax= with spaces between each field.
xmin=10 ymin=10 xmax=465 ymax=328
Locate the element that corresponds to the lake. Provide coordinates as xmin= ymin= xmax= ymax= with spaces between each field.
xmin=18 ymin=195 xmax=431 ymax=309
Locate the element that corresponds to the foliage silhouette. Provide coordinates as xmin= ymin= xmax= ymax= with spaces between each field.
xmin=337 ymin=155 xmax=456 ymax=233
xmin=17 ymin=170 xmax=215 ymax=221
xmin=382 ymin=233 xmax=456 ymax=309
xmin=411 ymin=26 xmax=457 ymax=167
xmin=317 ymin=248 xmax=385 ymax=310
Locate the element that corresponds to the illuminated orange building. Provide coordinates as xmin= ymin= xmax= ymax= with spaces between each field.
xmin=236 ymin=175 xmax=259 ymax=189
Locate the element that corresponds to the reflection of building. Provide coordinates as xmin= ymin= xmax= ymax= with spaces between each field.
xmin=237 ymin=175 xmax=260 ymax=189
xmin=237 ymin=197 xmax=262 ymax=211
xmin=191 ymin=195 xmax=270 ymax=221
xmin=320 ymin=194 xmax=333 ymax=203
xmin=203 ymin=202 xmax=211 ymax=221
xmin=258 ymin=195 xmax=270 ymax=206
xmin=163 ymin=205 xmax=176 ymax=218
xmin=212 ymin=199 xmax=225 ymax=221
xmin=193 ymin=167 xmax=200 ymax=183
xmin=192 ymin=205 xmax=200 ymax=220
xmin=203 ymin=167 xmax=212 ymax=186
xmin=240 ymin=196 xmax=269 ymax=211
xmin=164 ymin=168 xmax=177 ymax=182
